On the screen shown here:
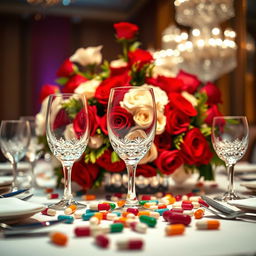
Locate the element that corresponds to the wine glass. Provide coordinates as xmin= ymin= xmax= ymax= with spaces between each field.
xmin=212 ymin=116 xmax=249 ymax=201
xmin=46 ymin=93 xmax=89 ymax=210
xmin=20 ymin=116 xmax=43 ymax=189
xmin=0 ymin=120 xmax=31 ymax=191
xmin=107 ymin=87 xmax=157 ymax=209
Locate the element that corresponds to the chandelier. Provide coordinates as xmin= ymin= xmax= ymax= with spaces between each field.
xmin=153 ymin=0 xmax=237 ymax=82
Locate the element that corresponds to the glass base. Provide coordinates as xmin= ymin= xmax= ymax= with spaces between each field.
xmin=113 ymin=201 xmax=155 ymax=212
xmin=214 ymin=192 xmax=247 ymax=202
xmin=48 ymin=198 xmax=86 ymax=210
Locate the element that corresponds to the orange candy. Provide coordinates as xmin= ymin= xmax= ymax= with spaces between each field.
xmin=117 ymin=200 xmax=125 ymax=207
xmin=194 ymin=209 xmax=204 ymax=219
xmin=165 ymin=224 xmax=185 ymax=236
xmin=138 ymin=211 xmax=150 ymax=217
xmin=64 ymin=204 xmax=77 ymax=215
xmin=50 ymin=232 xmax=68 ymax=246
xmin=82 ymin=194 xmax=96 ymax=201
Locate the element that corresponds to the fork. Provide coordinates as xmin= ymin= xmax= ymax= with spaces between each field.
xmin=201 ymin=204 xmax=256 ymax=222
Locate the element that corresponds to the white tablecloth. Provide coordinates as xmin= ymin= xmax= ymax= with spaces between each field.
xmin=1 ymin=169 xmax=256 ymax=256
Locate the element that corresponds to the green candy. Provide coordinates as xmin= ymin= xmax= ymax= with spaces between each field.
xmin=139 ymin=215 xmax=157 ymax=227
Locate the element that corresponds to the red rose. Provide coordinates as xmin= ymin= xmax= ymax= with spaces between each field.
xmin=99 ymin=114 xmax=108 ymax=135
xmin=109 ymin=106 xmax=134 ymax=137
xmin=96 ymin=149 xmax=126 ymax=172
xmin=180 ymin=128 xmax=213 ymax=166
xmin=155 ymin=150 xmax=183 ymax=175
xmin=53 ymin=109 xmax=70 ymax=130
xmin=205 ymin=104 xmax=223 ymax=126
xmin=167 ymin=93 xmax=197 ymax=117
xmin=154 ymin=131 xmax=172 ymax=150
xmin=201 ymin=82 xmax=222 ymax=105
xmin=128 ymin=49 xmax=153 ymax=69
xmin=114 ymin=22 xmax=139 ymax=40
xmin=165 ymin=109 xmax=190 ymax=135
xmin=73 ymin=108 xmax=88 ymax=138
xmin=110 ymin=65 xmax=129 ymax=76
xmin=88 ymin=105 xmax=99 ymax=136
xmin=56 ymin=59 xmax=75 ymax=77
xmin=39 ymin=84 xmax=59 ymax=103
xmin=62 ymin=74 xmax=88 ymax=93
xmin=136 ymin=164 xmax=157 ymax=178
xmin=176 ymin=70 xmax=200 ymax=94
xmin=95 ymin=72 xmax=131 ymax=105
xmin=146 ymin=76 xmax=183 ymax=94
xmin=72 ymin=159 xmax=100 ymax=190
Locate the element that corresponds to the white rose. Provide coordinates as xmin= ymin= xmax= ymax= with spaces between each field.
xmin=142 ymin=84 xmax=169 ymax=112
xmin=181 ymin=91 xmax=198 ymax=107
xmin=64 ymin=124 xmax=76 ymax=140
xmin=120 ymin=89 xmax=153 ymax=112
xmin=133 ymin=107 xmax=153 ymax=128
xmin=70 ymin=46 xmax=102 ymax=66
xmin=152 ymin=65 xmax=177 ymax=78
xmin=139 ymin=143 xmax=158 ymax=164
xmin=110 ymin=59 xmax=128 ymax=68
xmin=156 ymin=112 xmax=166 ymax=135
xmin=75 ymin=79 xmax=101 ymax=99
xmin=88 ymin=135 xmax=104 ymax=149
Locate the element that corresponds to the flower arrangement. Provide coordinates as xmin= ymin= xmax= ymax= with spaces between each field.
xmin=36 ymin=22 xmax=223 ymax=191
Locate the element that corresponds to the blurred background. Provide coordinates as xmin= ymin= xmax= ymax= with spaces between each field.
xmin=0 ymin=0 xmax=255 ymax=151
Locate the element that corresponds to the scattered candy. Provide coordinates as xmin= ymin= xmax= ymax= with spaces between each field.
xmin=47 ymin=193 xmax=59 ymax=199
xmin=194 ymin=208 xmax=205 ymax=219
xmin=74 ymin=226 xmax=101 ymax=237
xmin=165 ymin=224 xmax=185 ymax=236
xmin=167 ymin=212 xmax=191 ymax=226
xmin=50 ymin=232 xmax=68 ymax=246
xmin=58 ymin=215 xmax=74 ymax=224
xmin=130 ymin=222 xmax=147 ymax=233
xmin=64 ymin=204 xmax=77 ymax=215
xmin=90 ymin=203 xmax=111 ymax=211
xmin=139 ymin=215 xmax=157 ymax=227
xmin=44 ymin=188 xmax=54 ymax=193
xmin=82 ymin=194 xmax=96 ymax=201
xmin=41 ymin=208 xmax=56 ymax=216
xmin=116 ymin=238 xmax=144 ymax=250
xmin=196 ymin=220 xmax=220 ymax=230
xmin=95 ymin=234 xmax=109 ymax=248
xmin=90 ymin=216 xmax=101 ymax=225
xmin=127 ymin=208 xmax=139 ymax=216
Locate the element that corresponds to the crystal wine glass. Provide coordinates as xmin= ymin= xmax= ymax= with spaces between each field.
xmin=0 ymin=120 xmax=31 ymax=191
xmin=20 ymin=116 xmax=43 ymax=189
xmin=212 ymin=116 xmax=249 ymax=201
xmin=46 ymin=93 xmax=89 ymax=210
xmin=107 ymin=87 xmax=157 ymax=209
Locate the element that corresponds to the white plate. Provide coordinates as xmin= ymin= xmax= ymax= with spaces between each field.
xmin=0 ymin=197 xmax=45 ymax=222
xmin=240 ymin=182 xmax=256 ymax=191
xmin=0 ymin=176 xmax=12 ymax=186
xmin=228 ymin=198 xmax=256 ymax=211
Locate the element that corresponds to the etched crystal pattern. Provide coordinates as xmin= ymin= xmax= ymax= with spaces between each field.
xmin=47 ymin=137 xmax=87 ymax=163
xmin=213 ymin=138 xmax=248 ymax=165
xmin=110 ymin=137 xmax=152 ymax=162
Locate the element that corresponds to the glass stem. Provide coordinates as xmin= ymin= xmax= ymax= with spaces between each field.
xmin=62 ymin=163 xmax=73 ymax=202
xmin=227 ymin=164 xmax=235 ymax=196
xmin=11 ymin=161 xmax=18 ymax=190
xmin=30 ymin=161 xmax=37 ymax=188
xmin=125 ymin=163 xmax=138 ymax=206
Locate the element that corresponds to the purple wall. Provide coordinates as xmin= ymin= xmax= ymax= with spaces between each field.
xmin=30 ymin=16 xmax=71 ymax=111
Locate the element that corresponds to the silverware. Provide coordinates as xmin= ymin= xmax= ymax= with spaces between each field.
xmin=0 ymin=189 xmax=30 ymax=198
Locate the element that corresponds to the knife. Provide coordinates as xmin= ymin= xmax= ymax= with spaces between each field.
xmin=0 ymin=189 xmax=30 ymax=198
xmin=201 ymin=195 xmax=237 ymax=214
xmin=2 ymin=220 xmax=65 ymax=237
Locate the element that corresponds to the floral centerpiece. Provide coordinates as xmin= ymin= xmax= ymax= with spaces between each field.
xmin=36 ymin=22 xmax=223 ymax=191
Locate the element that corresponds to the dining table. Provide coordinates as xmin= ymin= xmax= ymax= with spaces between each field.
xmin=0 ymin=161 xmax=256 ymax=256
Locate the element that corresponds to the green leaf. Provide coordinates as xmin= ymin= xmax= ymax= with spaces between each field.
xmin=89 ymin=151 xmax=96 ymax=163
xmin=200 ymin=126 xmax=212 ymax=137
xmin=129 ymin=41 xmax=141 ymax=51
xmin=55 ymin=77 xmax=69 ymax=85
xmin=62 ymin=98 xmax=83 ymax=119
xmin=173 ymin=133 xmax=185 ymax=150
xmin=111 ymin=151 xmax=120 ymax=163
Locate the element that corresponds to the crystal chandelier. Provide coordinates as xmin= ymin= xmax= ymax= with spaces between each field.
xmin=153 ymin=0 xmax=237 ymax=82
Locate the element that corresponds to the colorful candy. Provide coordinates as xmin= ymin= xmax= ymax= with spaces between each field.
xmin=194 ymin=208 xmax=205 ymax=219
xmin=100 ymin=223 xmax=124 ymax=233
xmin=127 ymin=208 xmax=139 ymax=216
xmin=64 ymin=204 xmax=77 ymax=215
xmin=50 ymin=232 xmax=68 ymax=246
xmin=47 ymin=193 xmax=59 ymax=199
xmin=89 ymin=203 xmax=111 ymax=211
xmin=116 ymin=239 xmax=144 ymax=250
xmin=139 ymin=215 xmax=157 ymax=227
xmin=196 ymin=220 xmax=220 ymax=230
xmin=82 ymin=194 xmax=96 ymax=201
xmin=130 ymin=222 xmax=147 ymax=233
xmin=95 ymin=234 xmax=109 ymax=248
xmin=57 ymin=215 xmax=74 ymax=224
xmin=165 ymin=224 xmax=185 ymax=236
xmin=74 ymin=226 xmax=101 ymax=237
xmin=167 ymin=212 xmax=191 ymax=226
xmin=41 ymin=208 xmax=56 ymax=216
